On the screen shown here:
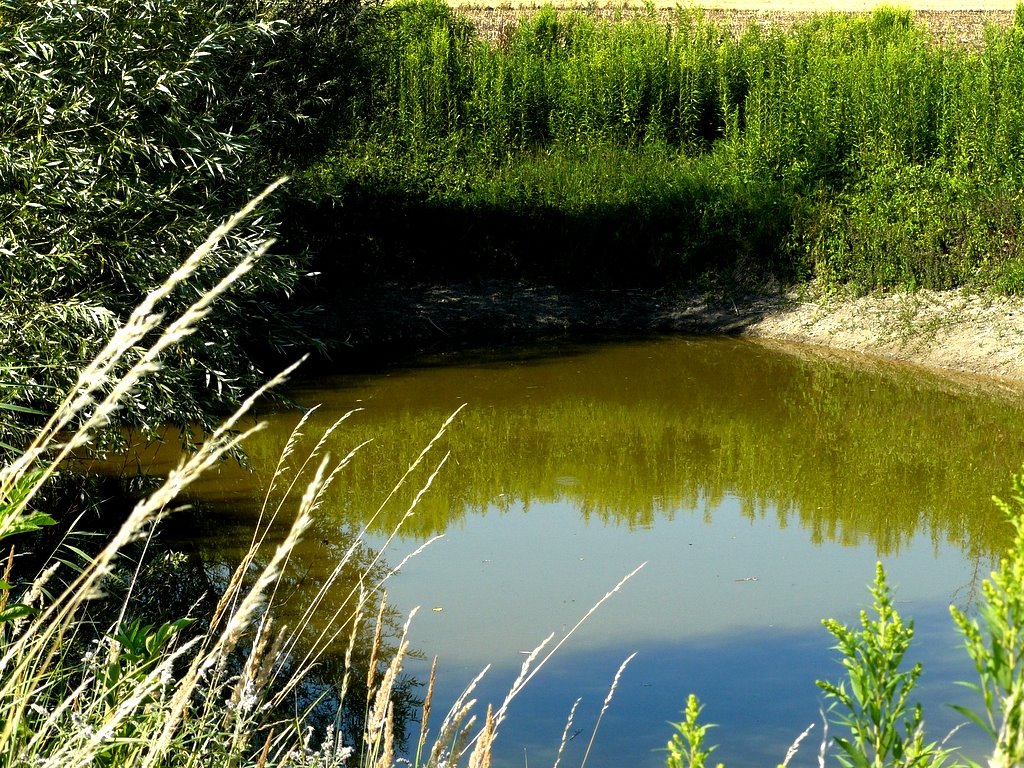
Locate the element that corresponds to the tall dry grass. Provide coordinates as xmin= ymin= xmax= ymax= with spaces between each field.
xmin=0 ymin=184 xmax=643 ymax=768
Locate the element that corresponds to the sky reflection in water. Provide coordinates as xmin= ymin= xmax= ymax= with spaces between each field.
xmin=379 ymin=495 xmax=991 ymax=768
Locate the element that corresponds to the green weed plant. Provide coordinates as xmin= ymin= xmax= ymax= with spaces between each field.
xmin=0 ymin=0 xmax=370 ymax=455
xmin=298 ymin=2 xmax=1024 ymax=294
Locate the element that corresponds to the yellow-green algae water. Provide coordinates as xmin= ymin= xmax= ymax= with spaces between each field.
xmin=155 ymin=335 xmax=1024 ymax=767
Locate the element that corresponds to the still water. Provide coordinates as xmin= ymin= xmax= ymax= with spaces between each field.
xmin=160 ymin=336 xmax=1024 ymax=767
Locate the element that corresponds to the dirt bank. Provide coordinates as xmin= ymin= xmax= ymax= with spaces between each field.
xmin=740 ymin=290 xmax=1024 ymax=386
xmin=335 ymin=284 xmax=1024 ymax=387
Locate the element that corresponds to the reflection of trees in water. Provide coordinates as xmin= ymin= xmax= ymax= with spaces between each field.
xmin=224 ymin=339 xmax=1020 ymax=559
xmin=166 ymin=505 xmax=422 ymax=752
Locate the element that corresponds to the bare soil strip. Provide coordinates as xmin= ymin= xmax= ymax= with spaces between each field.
xmin=740 ymin=290 xmax=1024 ymax=387
xmin=344 ymin=284 xmax=1024 ymax=387
xmin=453 ymin=3 xmax=1018 ymax=48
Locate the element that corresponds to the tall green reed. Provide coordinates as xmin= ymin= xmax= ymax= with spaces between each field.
xmin=308 ymin=2 xmax=1024 ymax=293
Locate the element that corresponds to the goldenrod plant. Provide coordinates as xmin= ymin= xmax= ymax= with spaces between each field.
xmin=950 ymin=476 xmax=1024 ymax=768
xmin=667 ymin=476 xmax=1024 ymax=767
xmin=818 ymin=564 xmax=951 ymax=768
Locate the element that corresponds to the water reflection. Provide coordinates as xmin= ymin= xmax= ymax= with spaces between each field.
xmin=188 ymin=336 xmax=1017 ymax=558
xmin=155 ymin=507 xmax=423 ymax=752
xmin=125 ymin=336 xmax=1024 ymax=766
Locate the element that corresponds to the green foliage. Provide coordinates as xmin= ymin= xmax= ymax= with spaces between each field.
xmin=0 ymin=0 xmax=359 ymax=454
xmin=0 ymin=467 xmax=53 ymax=631
xmin=818 ymin=563 xmax=949 ymax=768
xmin=237 ymin=0 xmax=378 ymax=172
xmin=951 ymin=475 xmax=1024 ymax=767
xmin=0 ymin=196 xmax=462 ymax=768
xmin=299 ymin=2 xmax=1024 ymax=295
xmin=665 ymin=694 xmax=723 ymax=768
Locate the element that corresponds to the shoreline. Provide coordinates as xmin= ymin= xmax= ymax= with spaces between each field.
xmin=334 ymin=284 xmax=1024 ymax=388
xmin=742 ymin=289 xmax=1024 ymax=389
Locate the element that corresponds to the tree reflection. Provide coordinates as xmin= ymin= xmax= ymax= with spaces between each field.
xmin=90 ymin=499 xmax=423 ymax=756
xmin=187 ymin=338 xmax=1020 ymax=560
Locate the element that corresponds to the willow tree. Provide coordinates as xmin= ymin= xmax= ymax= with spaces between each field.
xmin=0 ymin=0 xmax=353 ymax=452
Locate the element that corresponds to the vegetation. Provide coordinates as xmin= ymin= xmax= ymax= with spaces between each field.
xmin=6 ymin=0 xmax=1024 ymax=766
xmin=293 ymin=2 xmax=1024 ymax=294
xmin=0 ymin=0 xmax=371 ymax=453
xmin=8 ymin=212 xmax=1024 ymax=766
xmin=7 ymin=0 xmax=1024 ymax=447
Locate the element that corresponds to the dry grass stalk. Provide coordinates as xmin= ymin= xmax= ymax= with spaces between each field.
xmin=0 ymin=179 xmax=286 ymax=527
xmin=336 ymin=588 xmax=367 ymax=712
xmin=416 ymin=655 xmax=439 ymax=764
xmin=466 ymin=704 xmax=495 ymax=768
xmin=818 ymin=709 xmax=830 ymax=768
xmin=0 ymin=180 xmax=660 ymax=768
xmin=780 ymin=721 xmax=815 ymax=767
xmin=367 ymin=593 xmax=388 ymax=696
xmin=490 ymin=561 xmax=646 ymax=735
xmin=430 ymin=695 xmax=481 ymax=767
xmin=579 ymin=652 xmax=637 ymax=768
xmin=366 ymin=608 xmax=416 ymax=748
xmin=0 ymin=183 xmax=302 ymax=766
xmin=360 ymin=404 xmax=466 ymax=539
xmin=372 ymin=708 xmax=395 ymax=768
xmin=278 ymin=443 xmax=453 ymax=697
xmin=552 ymin=697 xmax=583 ymax=768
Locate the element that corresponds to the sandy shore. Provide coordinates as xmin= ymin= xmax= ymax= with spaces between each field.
xmin=737 ymin=290 xmax=1024 ymax=387
xmin=338 ymin=283 xmax=1024 ymax=387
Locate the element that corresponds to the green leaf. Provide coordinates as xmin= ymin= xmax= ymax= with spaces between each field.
xmin=4 ymin=511 xmax=55 ymax=537
xmin=0 ymin=402 xmax=46 ymax=416
xmin=950 ymin=703 xmax=996 ymax=737
xmin=0 ymin=603 xmax=36 ymax=624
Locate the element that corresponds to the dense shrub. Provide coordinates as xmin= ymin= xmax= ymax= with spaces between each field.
xmin=293 ymin=1 xmax=1024 ymax=295
xmin=0 ymin=0 xmax=367 ymax=451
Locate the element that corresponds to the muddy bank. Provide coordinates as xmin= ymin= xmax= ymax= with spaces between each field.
xmin=744 ymin=289 xmax=1024 ymax=386
xmin=333 ymin=284 xmax=1024 ymax=386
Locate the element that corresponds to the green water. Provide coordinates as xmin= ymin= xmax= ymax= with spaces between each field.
xmin=166 ymin=335 xmax=1024 ymax=767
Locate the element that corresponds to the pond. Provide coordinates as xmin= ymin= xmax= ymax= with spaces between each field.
xmin=152 ymin=335 xmax=1024 ymax=767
